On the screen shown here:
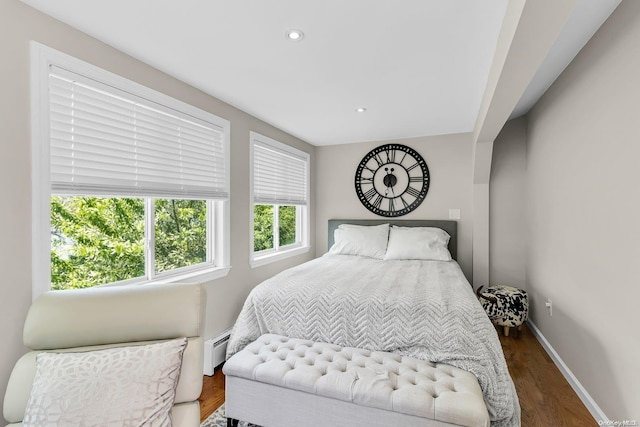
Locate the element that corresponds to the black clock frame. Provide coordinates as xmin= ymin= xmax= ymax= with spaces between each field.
xmin=354 ymin=143 xmax=430 ymax=217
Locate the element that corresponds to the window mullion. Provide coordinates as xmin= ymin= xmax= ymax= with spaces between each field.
xmin=296 ymin=206 xmax=302 ymax=244
xmin=145 ymin=198 xmax=155 ymax=280
xmin=207 ymin=200 xmax=214 ymax=264
xmin=273 ymin=204 xmax=280 ymax=251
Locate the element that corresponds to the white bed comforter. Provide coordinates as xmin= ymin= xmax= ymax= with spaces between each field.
xmin=227 ymin=254 xmax=520 ymax=427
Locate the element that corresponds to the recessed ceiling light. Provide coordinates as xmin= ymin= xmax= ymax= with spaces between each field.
xmin=286 ymin=29 xmax=305 ymax=42
xmin=356 ymin=107 xmax=367 ymax=113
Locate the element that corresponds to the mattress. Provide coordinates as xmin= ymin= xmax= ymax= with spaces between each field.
xmin=227 ymin=254 xmax=520 ymax=427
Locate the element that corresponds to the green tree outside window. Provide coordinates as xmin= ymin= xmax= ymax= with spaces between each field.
xmin=51 ymin=196 xmax=208 ymax=290
xmin=253 ymin=204 xmax=298 ymax=252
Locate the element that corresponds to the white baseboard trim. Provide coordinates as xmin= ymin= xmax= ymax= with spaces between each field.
xmin=527 ymin=320 xmax=609 ymax=423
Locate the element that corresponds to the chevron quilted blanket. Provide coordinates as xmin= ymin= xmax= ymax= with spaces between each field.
xmin=227 ymin=254 xmax=520 ymax=427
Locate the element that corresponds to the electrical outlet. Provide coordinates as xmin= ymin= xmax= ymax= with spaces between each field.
xmin=449 ymin=209 xmax=461 ymax=220
xmin=545 ymin=299 xmax=553 ymax=316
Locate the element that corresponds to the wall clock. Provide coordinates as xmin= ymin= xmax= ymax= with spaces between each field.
xmin=354 ymin=144 xmax=430 ymax=217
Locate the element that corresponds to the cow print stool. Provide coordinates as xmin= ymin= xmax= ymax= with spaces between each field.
xmin=477 ymin=285 xmax=528 ymax=337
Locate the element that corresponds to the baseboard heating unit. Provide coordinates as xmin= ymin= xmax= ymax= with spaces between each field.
xmin=203 ymin=328 xmax=232 ymax=376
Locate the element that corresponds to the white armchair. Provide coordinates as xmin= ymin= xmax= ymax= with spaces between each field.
xmin=3 ymin=283 xmax=205 ymax=426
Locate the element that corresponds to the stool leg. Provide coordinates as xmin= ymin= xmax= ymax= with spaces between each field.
xmin=503 ymin=326 xmax=510 ymax=337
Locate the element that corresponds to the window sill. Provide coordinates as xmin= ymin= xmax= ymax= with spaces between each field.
xmin=149 ymin=265 xmax=231 ymax=285
xmin=250 ymin=246 xmax=310 ymax=268
xmin=44 ymin=266 xmax=231 ymax=298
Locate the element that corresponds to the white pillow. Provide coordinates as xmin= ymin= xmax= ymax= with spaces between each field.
xmin=328 ymin=223 xmax=389 ymax=259
xmin=23 ymin=338 xmax=188 ymax=427
xmin=384 ymin=226 xmax=452 ymax=261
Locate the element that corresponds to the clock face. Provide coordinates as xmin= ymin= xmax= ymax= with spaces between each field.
xmin=354 ymin=144 xmax=430 ymax=217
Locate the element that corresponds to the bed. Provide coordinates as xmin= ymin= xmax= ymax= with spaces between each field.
xmin=227 ymin=220 xmax=520 ymax=427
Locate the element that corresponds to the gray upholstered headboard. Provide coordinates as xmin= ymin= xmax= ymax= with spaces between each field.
xmin=328 ymin=219 xmax=458 ymax=260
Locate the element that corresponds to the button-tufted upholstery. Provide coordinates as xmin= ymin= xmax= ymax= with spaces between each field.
xmin=224 ymin=334 xmax=489 ymax=427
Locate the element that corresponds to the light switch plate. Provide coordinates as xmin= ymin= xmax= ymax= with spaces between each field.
xmin=449 ymin=209 xmax=461 ymax=220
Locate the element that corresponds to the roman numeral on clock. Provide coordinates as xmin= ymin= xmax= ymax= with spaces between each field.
xmin=406 ymin=185 xmax=422 ymax=198
xmin=372 ymin=194 xmax=383 ymax=209
xmin=364 ymin=187 xmax=377 ymax=200
xmin=400 ymin=196 xmax=410 ymax=209
xmin=385 ymin=149 xmax=396 ymax=163
xmin=406 ymin=162 xmax=421 ymax=172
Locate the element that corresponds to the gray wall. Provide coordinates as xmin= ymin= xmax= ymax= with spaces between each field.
xmin=526 ymin=0 xmax=639 ymax=419
xmin=315 ymin=133 xmax=474 ymax=280
xmin=489 ymin=117 xmax=527 ymax=288
xmin=0 ymin=0 xmax=316 ymax=410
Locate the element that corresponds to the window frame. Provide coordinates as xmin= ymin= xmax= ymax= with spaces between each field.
xmin=31 ymin=42 xmax=231 ymax=299
xmin=249 ymin=132 xmax=310 ymax=268
xmin=144 ymin=198 xmax=216 ymax=281
xmin=252 ymin=204 xmax=304 ymax=255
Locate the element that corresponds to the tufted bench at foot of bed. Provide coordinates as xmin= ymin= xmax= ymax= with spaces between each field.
xmin=223 ymin=334 xmax=489 ymax=427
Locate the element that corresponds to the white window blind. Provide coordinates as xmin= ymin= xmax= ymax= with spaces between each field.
xmin=48 ymin=66 xmax=229 ymax=200
xmin=253 ymin=139 xmax=308 ymax=206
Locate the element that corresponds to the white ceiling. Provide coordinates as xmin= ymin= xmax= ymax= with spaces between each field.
xmin=21 ymin=0 xmax=619 ymax=146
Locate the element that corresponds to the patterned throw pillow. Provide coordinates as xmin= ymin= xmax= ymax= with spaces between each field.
xmin=23 ymin=338 xmax=188 ymax=427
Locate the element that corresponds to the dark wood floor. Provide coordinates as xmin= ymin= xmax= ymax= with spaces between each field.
xmin=198 ymin=368 xmax=225 ymax=423
xmin=498 ymin=324 xmax=596 ymax=426
xmin=198 ymin=324 xmax=596 ymax=425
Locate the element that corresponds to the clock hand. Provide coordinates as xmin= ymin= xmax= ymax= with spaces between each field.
xmin=383 ymin=167 xmax=397 ymax=197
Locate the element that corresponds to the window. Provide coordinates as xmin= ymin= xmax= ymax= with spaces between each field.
xmin=32 ymin=43 xmax=230 ymax=298
xmin=250 ymin=132 xmax=310 ymax=267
